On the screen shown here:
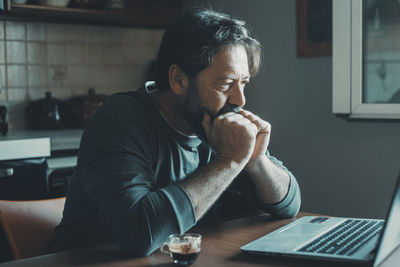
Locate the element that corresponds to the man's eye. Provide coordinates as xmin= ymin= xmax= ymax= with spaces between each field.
xmin=219 ymin=84 xmax=231 ymax=91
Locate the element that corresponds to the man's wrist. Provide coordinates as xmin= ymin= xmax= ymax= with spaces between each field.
xmin=244 ymin=154 xmax=269 ymax=175
xmin=214 ymin=154 xmax=247 ymax=171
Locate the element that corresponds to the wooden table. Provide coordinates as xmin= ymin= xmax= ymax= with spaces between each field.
xmin=0 ymin=212 xmax=399 ymax=266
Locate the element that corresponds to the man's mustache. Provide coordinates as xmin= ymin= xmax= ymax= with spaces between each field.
xmin=209 ymin=104 xmax=241 ymax=121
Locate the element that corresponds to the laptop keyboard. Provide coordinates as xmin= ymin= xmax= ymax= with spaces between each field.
xmin=298 ymin=219 xmax=384 ymax=256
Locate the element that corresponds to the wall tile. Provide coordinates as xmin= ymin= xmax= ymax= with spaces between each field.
xmin=103 ymin=66 xmax=123 ymax=89
xmin=52 ymin=87 xmax=71 ymax=99
xmin=150 ymin=30 xmax=164 ymax=45
xmin=87 ymin=66 xmax=107 ymax=88
xmin=5 ymin=21 xmax=26 ymax=41
xmin=122 ymin=28 xmax=152 ymax=45
xmin=123 ymin=44 xmax=157 ymax=65
xmin=7 ymin=88 xmax=28 ymax=102
xmin=7 ymin=101 xmax=28 ymax=129
xmin=46 ymin=23 xmax=65 ymax=42
xmin=0 ymin=41 xmax=5 ymax=64
xmin=0 ymin=90 xmax=5 ymax=101
xmin=0 ymin=21 xmax=4 ymax=40
xmin=2 ymin=19 xmax=163 ymax=128
xmin=27 ymin=23 xmax=46 ymax=41
xmin=8 ymin=119 xmax=27 ymax=130
xmin=0 ymin=65 xmax=5 ymax=93
xmin=64 ymin=24 xmax=85 ymax=43
xmin=102 ymin=27 xmax=122 ymax=44
xmin=87 ymin=45 xmax=104 ymax=64
xmin=121 ymin=66 xmax=140 ymax=91
xmin=27 ymin=42 xmax=47 ymax=64
xmin=48 ymin=66 xmax=68 ymax=88
xmin=68 ymin=65 xmax=87 ymax=87
xmin=7 ymin=88 xmax=29 ymax=129
xmin=47 ymin=43 xmax=66 ymax=64
xmin=86 ymin=26 xmax=108 ymax=44
xmin=7 ymin=65 xmax=27 ymax=88
xmin=0 ymin=69 xmax=5 ymax=101
xmin=97 ymin=86 xmax=120 ymax=96
xmin=28 ymin=65 xmax=48 ymax=87
xmin=104 ymin=45 xmax=123 ymax=65
xmin=67 ymin=44 xmax=86 ymax=65
xmin=71 ymin=87 xmax=92 ymax=96
xmin=6 ymin=41 xmax=26 ymax=64
xmin=28 ymin=87 xmax=49 ymax=101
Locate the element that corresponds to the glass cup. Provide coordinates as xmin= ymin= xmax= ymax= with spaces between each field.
xmin=160 ymin=233 xmax=201 ymax=266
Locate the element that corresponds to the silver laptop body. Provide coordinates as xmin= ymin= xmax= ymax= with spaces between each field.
xmin=241 ymin=172 xmax=400 ymax=266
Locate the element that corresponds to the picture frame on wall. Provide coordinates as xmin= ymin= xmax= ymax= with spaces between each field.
xmin=296 ymin=0 xmax=332 ymax=57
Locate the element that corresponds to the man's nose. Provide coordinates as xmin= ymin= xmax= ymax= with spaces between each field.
xmin=228 ymin=83 xmax=246 ymax=107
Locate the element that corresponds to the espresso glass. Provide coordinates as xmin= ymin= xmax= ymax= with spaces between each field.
xmin=160 ymin=233 xmax=201 ymax=266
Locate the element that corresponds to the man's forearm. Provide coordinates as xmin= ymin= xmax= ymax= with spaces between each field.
xmin=179 ymin=157 xmax=245 ymax=221
xmin=246 ymin=155 xmax=290 ymax=205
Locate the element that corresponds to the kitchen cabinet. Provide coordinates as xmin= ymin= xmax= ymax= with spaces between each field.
xmin=0 ymin=130 xmax=82 ymax=200
xmin=0 ymin=0 xmax=183 ymax=28
xmin=0 ymin=137 xmax=50 ymax=200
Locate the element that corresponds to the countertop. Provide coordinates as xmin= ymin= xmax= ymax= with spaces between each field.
xmin=0 ymin=129 xmax=83 ymax=151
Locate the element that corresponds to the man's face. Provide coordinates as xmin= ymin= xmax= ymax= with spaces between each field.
xmin=180 ymin=45 xmax=250 ymax=137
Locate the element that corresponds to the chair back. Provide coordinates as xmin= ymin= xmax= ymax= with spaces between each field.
xmin=0 ymin=197 xmax=65 ymax=260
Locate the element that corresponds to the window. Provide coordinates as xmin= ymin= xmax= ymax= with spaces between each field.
xmin=333 ymin=0 xmax=400 ymax=119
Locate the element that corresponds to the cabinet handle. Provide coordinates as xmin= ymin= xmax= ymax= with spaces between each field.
xmin=0 ymin=168 xmax=14 ymax=178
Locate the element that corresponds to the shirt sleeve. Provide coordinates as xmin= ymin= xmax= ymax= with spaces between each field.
xmin=79 ymin=110 xmax=196 ymax=257
xmin=257 ymin=151 xmax=301 ymax=218
xmin=198 ymin=151 xmax=301 ymax=224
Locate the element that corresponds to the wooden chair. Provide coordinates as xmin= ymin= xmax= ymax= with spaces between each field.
xmin=0 ymin=197 xmax=65 ymax=261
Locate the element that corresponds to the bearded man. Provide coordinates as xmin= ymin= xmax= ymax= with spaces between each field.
xmin=48 ymin=9 xmax=301 ymax=257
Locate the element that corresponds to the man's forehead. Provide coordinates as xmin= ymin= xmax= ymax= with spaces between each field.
xmin=208 ymin=46 xmax=250 ymax=78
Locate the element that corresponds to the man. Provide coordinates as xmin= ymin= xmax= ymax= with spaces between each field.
xmin=48 ymin=9 xmax=301 ymax=257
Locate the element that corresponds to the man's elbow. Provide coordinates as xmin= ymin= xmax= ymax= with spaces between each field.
xmin=110 ymin=200 xmax=166 ymax=258
xmin=273 ymin=191 xmax=301 ymax=218
xmin=115 ymin=225 xmax=158 ymax=258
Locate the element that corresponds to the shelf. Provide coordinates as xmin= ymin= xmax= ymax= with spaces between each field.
xmin=0 ymin=0 xmax=183 ymax=28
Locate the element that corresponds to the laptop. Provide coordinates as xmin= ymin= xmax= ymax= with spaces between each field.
xmin=241 ymin=172 xmax=400 ymax=266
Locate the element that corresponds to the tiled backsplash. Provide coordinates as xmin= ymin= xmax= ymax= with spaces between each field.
xmin=0 ymin=20 xmax=164 ymax=130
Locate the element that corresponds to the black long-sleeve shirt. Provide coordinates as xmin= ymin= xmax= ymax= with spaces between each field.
xmin=48 ymin=85 xmax=301 ymax=257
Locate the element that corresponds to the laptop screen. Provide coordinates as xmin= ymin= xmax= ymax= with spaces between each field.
xmin=374 ymin=172 xmax=400 ymax=266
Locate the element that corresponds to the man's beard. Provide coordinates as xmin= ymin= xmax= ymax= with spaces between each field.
xmin=180 ymin=81 xmax=240 ymax=142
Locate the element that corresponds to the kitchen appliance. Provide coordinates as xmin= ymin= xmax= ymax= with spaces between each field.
xmin=67 ymin=88 xmax=107 ymax=128
xmin=26 ymin=91 xmax=70 ymax=130
xmin=0 ymin=158 xmax=48 ymax=200
xmin=0 ymin=131 xmax=81 ymax=200
xmin=0 ymin=137 xmax=50 ymax=200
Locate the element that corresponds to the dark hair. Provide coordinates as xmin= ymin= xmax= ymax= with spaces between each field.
xmin=155 ymin=9 xmax=262 ymax=91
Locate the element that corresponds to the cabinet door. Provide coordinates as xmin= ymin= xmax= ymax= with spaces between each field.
xmin=0 ymin=158 xmax=48 ymax=200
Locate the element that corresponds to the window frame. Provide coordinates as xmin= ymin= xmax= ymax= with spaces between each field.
xmin=332 ymin=0 xmax=400 ymax=119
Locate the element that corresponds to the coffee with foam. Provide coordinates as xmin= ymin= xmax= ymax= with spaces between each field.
xmin=169 ymin=236 xmax=201 ymax=254
xmin=161 ymin=233 xmax=202 ymax=265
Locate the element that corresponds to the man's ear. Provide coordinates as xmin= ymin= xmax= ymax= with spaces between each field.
xmin=168 ymin=64 xmax=189 ymax=96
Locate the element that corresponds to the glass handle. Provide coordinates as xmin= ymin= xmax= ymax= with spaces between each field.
xmin=160 ymin=242 xmax=171 ymax=257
